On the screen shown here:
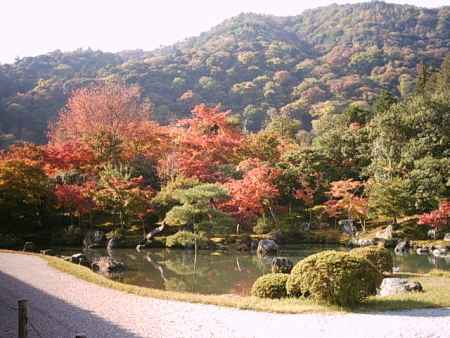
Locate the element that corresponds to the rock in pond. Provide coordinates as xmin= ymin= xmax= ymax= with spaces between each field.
xmin=432 ymin=248 xmax=448 ymax=257
xmin=416 ymin=247 xmax=429 ymax=255
xmin=250 ymin=240 xmax=259 ymax=251
xmin=379 ymin=278 xmax=423 ymax=296
xmin=23 ymin=241 xmax=35 ymax=252
xmin=271 ymin=257 xmax=293 ymax=273
xmin=83 ymin=230 xmax=106 ymax=249
xmin=394 ymin=240 xmax=410 ymax=255
xmin=257 ymin=239 xmax=278 ymax=256
xmin=349 ymin=238 xmax=375 ymax=247
xmin=268 ymin=230 xmax=284 ymax=243
xmin=71 ymin=253 xmax=90 ymax=267
xmin=91 ymin=256 xmax=126 ymax=274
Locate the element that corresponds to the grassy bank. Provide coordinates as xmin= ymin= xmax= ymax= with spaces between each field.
xmin=2 ymin=250 xmax=450 ymax=314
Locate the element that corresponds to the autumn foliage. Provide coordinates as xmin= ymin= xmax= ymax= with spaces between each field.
xmin=221 ymin=159 xmax=280 ymax=226
xmin=418 ymin=201 xmax=450 ymax=230
xmin=167 ymin=104 xmax=243 ymax=182
xmin=324 ymin=180 xmax=368 ymax=227
xmin=49 ymin=83 xmax=151 ymax=144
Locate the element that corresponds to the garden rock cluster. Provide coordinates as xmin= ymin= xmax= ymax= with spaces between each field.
xmin=394 ymin=240 xmax=410 ymax=254
xmin=271 ymin=257 xmax=293 ymax=273
xmin=91 ymin=256 xmax=127 ymax=275
xmin=256 ymin=239 xmax=278 ymax=256
xmin=379 ymin=278 xmax=423 ymax=296
xmin=349 ymin=238 xmax=375 ymax=247
xmin=70 ymin=253 xmax=90 ymax=267
xmin=23 ymin=241 xmax=35 ymax=252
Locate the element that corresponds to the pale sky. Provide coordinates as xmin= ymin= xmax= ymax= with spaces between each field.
xmin=1 ymin=0 xmax=448 ymax=64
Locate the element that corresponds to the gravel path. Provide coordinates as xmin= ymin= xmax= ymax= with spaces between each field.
xmin=1 ymin=252 xmax=449 ymax=338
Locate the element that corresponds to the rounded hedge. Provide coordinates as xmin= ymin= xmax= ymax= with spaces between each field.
xmin=350 ymin=246 xmax=394 ymax=274
xmin=287 ymin=250 xmax=382 ymax=306
xmin=251 ymin=273 xmax=289 ymax=299
xmin=286 ymin=273 xmax=303 ymax=297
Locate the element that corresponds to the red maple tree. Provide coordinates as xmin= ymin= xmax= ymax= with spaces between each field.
xmin=221 ymin=159 xmax=280 ymax=226
xmin=168 ymin=104 xmax=243 ymax=182
xmin=418 ymin=201 xmax=450 ymax=231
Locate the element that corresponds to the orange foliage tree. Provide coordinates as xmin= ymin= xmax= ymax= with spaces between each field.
xmin=166 ymin=104 xmax=243 ymax=182
xmin=324 ymin=179 xmax=368 ymax=231
xmin=54 ymin=182 xmax=96 ymax=225
xmin=220 ymin=159 xmax=280 ymax=227
xmin=49 ymin=83 xmax=166 ymax=163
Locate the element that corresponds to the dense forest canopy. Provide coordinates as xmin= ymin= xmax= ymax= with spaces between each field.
xmin=1 ymin=1 xmax=450 ymax=145
xmin=1 ymin=55 xmax=449 ymax=244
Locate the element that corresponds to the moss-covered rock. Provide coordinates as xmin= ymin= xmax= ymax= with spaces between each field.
xmin=251 ymin=273 xmax=289 ymax=299
xmin=350 ymin=246 xmax=393 ymax=274
xmin=287 ymin=250 xmax=382 ymax=306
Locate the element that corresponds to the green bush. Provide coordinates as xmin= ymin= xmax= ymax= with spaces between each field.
xmin=251 ymin=273 xmax=289 ymax=299
xmin=350 ymin=246 xmax=393 ymax=274
xmin=165 ymin=231 xmax=208 ymax=249
xmin=286 ymin=273 xmax=303 ymax=297
xmin=287 ymin=250 xmax=382 ymax=306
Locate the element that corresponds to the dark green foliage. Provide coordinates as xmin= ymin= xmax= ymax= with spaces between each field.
xmin=0 ymin=160 xmax=56 ymax=235
xmin=162 ymin=183 xmax=235 ymax=235
xmin=350 ymin=246 xmax=394 ymax=274
xmin=368 ymin=91 xmax=450 ymax=215
xmin=251 ymin=273 xmax=289 ymax=299
xmin=373 ymin=90 xmax=397 ymax=114
xmin=287 ymin=251 xmax=382 ymax=306
xmin=165 ymin=230 xmax=209 ymax=249
xmin=1 ymin=3 xmax=450 ymax=144
xmin=253 ymin=216 xmax=275 ymax=235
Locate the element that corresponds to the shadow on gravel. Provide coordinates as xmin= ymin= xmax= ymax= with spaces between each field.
xmin=370 ymin=306 xmax=450 ymax=317
xmin=355 ymin=300 xmax=450 ymax=318
xmin=0 ymin=271 xmax=144 ymax=338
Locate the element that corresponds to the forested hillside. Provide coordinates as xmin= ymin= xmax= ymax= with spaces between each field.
xmin=0 ymin=1 xmax=449 ymax=144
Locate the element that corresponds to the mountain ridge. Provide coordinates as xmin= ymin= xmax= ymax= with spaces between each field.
xmin=0 ymin=1 xmax=449 ymax=144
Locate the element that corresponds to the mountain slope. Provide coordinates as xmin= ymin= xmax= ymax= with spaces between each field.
xmin=0 ymin=1 xmax=449 ymax=144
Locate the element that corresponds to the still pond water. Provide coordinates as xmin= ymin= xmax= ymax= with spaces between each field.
xmin=81 ymin=245 xmax=450 ymax=296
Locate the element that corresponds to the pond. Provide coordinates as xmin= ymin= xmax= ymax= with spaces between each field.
xmin=77 ymin=245 xmax=450 ymax=296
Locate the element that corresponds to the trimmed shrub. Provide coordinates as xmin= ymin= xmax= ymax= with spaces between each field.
xmin=350 ymin=246 xmax=393 ymax=274
xmin=286 ymin=273 xmax=303 ymax=297
xmin=166 ymin=231 xmax=208 ymax=249
xmin=287 ymin=250 xmax=382 ymax=306
xmin=251 ymin=273 xmax=289 ymax=299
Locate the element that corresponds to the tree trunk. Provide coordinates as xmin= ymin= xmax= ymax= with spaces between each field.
xmin=146 ymin=223 xmax=165 ymax=241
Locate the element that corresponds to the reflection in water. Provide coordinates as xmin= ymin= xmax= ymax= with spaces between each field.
xmin=80 ymin=245 xmax=450 ymax=296
xmin=394 ymin=253 xmax=450 ymax=274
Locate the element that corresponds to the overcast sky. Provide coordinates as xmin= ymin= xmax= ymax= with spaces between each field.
xmin=1 ymin=0 xmax=448 ymax=64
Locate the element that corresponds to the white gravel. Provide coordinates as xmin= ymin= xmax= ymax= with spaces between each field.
xmin=0 ymin=252 xmax=449 ymax=338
